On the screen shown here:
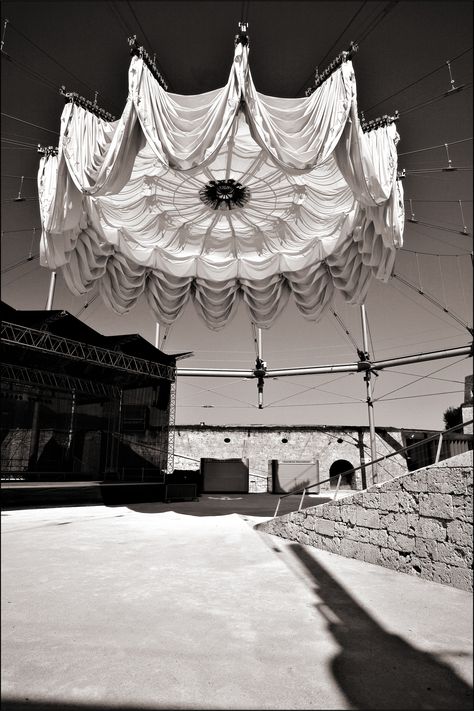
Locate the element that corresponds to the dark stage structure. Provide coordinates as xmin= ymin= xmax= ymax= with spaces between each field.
xmin=1 ymin=302 xmax=183 ymax=483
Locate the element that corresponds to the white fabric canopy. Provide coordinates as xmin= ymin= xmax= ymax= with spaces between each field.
xmin=38 ymin=42 xmax=404 ymax=329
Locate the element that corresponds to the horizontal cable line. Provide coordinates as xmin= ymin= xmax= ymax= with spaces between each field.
xmin=403 ymin=198 xmax=473 ymax=203
xmin=401 ymin=248 xmax=472 ymax=257
xmin=379 ymin=368 xmax=466 ymax=384
xmin=366 ymin=46 xmax=472 ymax=113
xmin=404 ymin=167 xmax=472 ymax=174
xmin=405 ymin=218 xmax=471 ymax=236
xmin=4 ymin=18 xmax=97 ymax=97
xmin=1 ymin=112 xmax=59 ymax=135
xmin=1 ymin=226 xmax=41 ymax=234
xmin=407 ymin=229 xmax=473 ymax=254
xmin=399 ymin=137 xmax=472 ymax=157
xmin=1 ymin=174 xmax=37 ymax=180
xmin=375 ymin=389 xmax=464 ymax=403
xmin=2 ymin=49 xmax=63 ymax=95
xmin=1 ymin=254 xmax=39 ymax=274
xmin=1 ymin=137 xmax=38 ymax=148
xmin=1 ymin=131 xmax=43 ymax=143
xmin=399 ymin=83 xmax=472 ymax=118
xmin=373 ymin=357 xmax=466 ymax=401
xmin=1 ymin=197 xmax=38 ymax=204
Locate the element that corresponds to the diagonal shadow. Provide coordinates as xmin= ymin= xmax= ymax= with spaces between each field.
xmin=288 ymin=543 xmax=473 ymax=711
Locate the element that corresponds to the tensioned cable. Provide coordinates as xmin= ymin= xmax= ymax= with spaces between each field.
xmin=404 ymin=167 xmax=472 ymax=174
xmin=109 ymin=0 xmax=134 ymax=36
xmin=405 ymin=218 xmax=471 ymax=237
xmin=75 ymin=292 xmax=99 ymax=318
xmin=2 ymin=174 xmax=37 ymax=180
xmin=399 ymin=83 xmax=473 ymax=118
xmin=380 ymin=368 xmax=465 ymax=385
xmin=366 ymin=46 xmax=472 ymax=113
xmin=125 ymin=1 xmax=153 ymax=52
xmin=266 ymin=373 xmax=364 ymax=409
xmin=407 ymin=226 xmax=472 ymax=255
xmin=356 ymin=0 xmax=399 ymax=45
xmin=1 ymin=137 xmax=38 ymax=148
xmin=1 ymin=254 xmax=39 ymax=274
xmin=296 ymin=1 xmax=367 ymax=95
xmin=389 ymin=275 xmax=468 ymax=333
xmin=399 ymin=137 xmax=472 ymax=157
xmin=1 ymin=112 xmax=58 ymax=135
xmin=373 ymin=356 xmax=468 ymax=401
xmin=330 ymin=309 xmax=362 ymax=355
xmin=403 ymin=198 xmax=473 ymax=203
xmin=2 ymin=49 xmax=65 ymax=95
xmin=375 ymin=389 xmax=464 ymax=403
xmin=182 ymin=380 xmax=259 ymax=410
xmin=391 ymin=272 xmax=472 ymax=333
xmin=3 ymin=18 xmax=97 ymax=97
xmin=2 ymin=260 xmax=39 ymax=287
xmin=401 ymin=249 xmax=471 ymax=257
xmin=1 ymin=226 xmax=41 ymax=234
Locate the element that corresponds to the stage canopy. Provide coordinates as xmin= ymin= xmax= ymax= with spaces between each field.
xmin=38 ymin=40 xmax=404 ymax=330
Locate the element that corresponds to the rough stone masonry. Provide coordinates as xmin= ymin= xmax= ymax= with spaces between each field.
xmin=256 ymin=451 xmax=473 ymax=592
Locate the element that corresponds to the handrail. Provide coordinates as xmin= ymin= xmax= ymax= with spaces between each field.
xmin=273 ymin=419 xmax=473 ymax=517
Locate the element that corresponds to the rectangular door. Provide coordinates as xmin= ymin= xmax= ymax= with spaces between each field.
xmin=201 ymin=458 xmax=249 ymax=493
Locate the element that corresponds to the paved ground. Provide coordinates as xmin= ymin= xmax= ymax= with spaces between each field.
xmin=1 ymin=502 xmax=472 ymax=711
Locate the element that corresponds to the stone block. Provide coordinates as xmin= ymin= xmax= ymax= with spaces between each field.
xmin=402 ymin=472 xmax=427 ymax=492
xmin=380 ymin=512 xmax=408 ymax=534
xmin=334 ymin=522 xmax=349 ymax=537
xmin=419 ymin=493 xmax=453 ymax=519
xmin=426 ymin=469 xmax=467 ymax=494
xmin=362 ymin=543 xmax=381 ymax=564
xmin=415 ymin=518 xmax=447 ymax=541
xmin=414 ymin=537 xmax=438 ymax=560
xmin=434 ymin=542 xmax=466 ymax=567
xmin=387 ymin=533 xmax=415 ymax=553
xmin=379 ymin=492 xmax=399 ymax=512
xmin=452 ymin=495 xmax=472 ymax=522
xmin=339 ymin=505 xmax=358 ymax=525
xmin=446 ymin=520 xmax=473 ymax=547
xmin=360 ymin=492 xmax=380 ymax=508
xmin=356 ymin=508 xmax=380 ymax=529
xmin=398 ymin=491 xmax=418 ymax=512
xmin=450 ymin=567 xmax=473 ymax=592
xmin=379 ymin=547 xmax=402 ymax=569
xmin=432 ymin=562 xmax=453 ymax=585
xmin=368 ymin=529 xmax=388 ymax=547
xmin=345 ymin=525 xmax=371 ymax=543
xmin=313 ymin=518 xmax=335 ymax=537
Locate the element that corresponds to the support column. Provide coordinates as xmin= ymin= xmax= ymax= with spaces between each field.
xmin=360 ymin=304 xmax=378 ymax=485
xmin=46 ymin=271 xmax=57 ymax=310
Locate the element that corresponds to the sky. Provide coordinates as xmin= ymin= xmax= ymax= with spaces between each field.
xmin=1 ymin=1 xmax=472 ymax=431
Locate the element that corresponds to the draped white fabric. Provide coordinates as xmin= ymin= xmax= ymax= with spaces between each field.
xmin=38 ymin=43 xmax=404 ymax=330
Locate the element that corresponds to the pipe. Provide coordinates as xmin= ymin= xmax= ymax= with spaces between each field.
xmin=45 ymin=271 xmax=57 ymax=310
xmin=360 ymin=304 xmax=377 ymax=485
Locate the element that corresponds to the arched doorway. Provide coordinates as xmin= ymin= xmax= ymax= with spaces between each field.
xmin=329 ymin=459 xmax=355 ymax=489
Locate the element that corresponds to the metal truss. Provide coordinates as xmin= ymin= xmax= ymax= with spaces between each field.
xmin=2 ymin=321 xmax=176 ymax=382
xmin=1 ymin=363 xmax=120 ymax=399
xmin=166 ymin=380 xmax=177 ymax=474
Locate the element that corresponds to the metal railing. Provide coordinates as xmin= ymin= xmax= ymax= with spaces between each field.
xmin=273 ymin=419 xmax=473 ymax=518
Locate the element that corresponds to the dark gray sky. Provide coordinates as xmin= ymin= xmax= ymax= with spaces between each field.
xmin=1 ymin=1 xmax=472 ymax=429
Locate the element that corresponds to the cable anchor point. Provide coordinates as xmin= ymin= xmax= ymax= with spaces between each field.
xmin=444 ymin=60 xmax=465 ymax=96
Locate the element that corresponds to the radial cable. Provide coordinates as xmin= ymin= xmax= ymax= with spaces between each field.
xmin=366 ymin=46 xmax=472 ymax=112
xmin=391 ymin=272 xmax=472 ymax=333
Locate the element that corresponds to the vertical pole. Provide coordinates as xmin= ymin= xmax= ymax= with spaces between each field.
xmin=46 ymin=271 xmax=57 ymax=310
xmin=155 ymin=322 xmax=160 ymax=349
xmin=360 ymin=304 xmax=377 ymax=486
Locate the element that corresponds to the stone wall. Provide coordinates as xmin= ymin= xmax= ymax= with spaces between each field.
xmin=256 ymin=451 xmax=473 ymax=591
xmin=173 ymin=425 xmax=408 ymax=492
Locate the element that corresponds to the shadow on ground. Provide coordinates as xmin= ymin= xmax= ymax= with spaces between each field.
xmin=1 ymin=701 xmax=201 ymax=711
xmin=287 ymin=542 xmax=473 ymax=710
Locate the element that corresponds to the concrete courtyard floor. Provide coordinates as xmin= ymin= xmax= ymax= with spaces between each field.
xmin=1 ymin=499 xmax=473 ymax=711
